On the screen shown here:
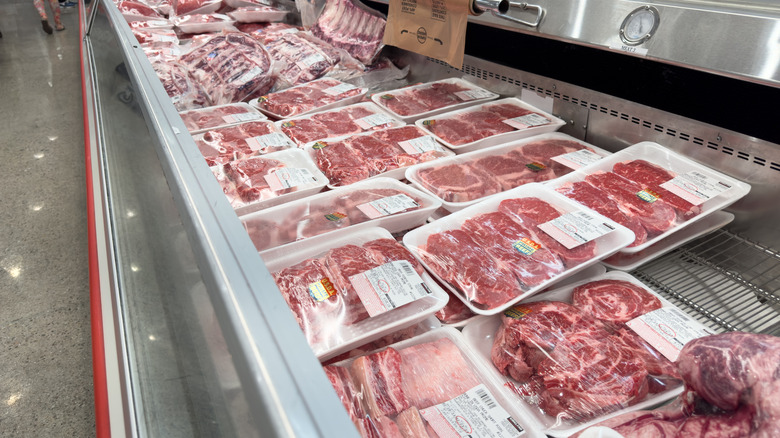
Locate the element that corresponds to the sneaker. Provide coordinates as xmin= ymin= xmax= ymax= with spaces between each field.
xmin=56 ymin=23 xmax=66 ymax=31
xmin=41 ymin=19 xmax=53 ymax=34
xmin=60 ymin=1 xmax=77 ymax=7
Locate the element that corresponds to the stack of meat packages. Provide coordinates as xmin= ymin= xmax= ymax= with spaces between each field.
xmin=491 ymin=279 xmax=681 ymax=422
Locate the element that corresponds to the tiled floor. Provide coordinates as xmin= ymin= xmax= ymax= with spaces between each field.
xmin=0 ymin=1 xmax=95 ymax=436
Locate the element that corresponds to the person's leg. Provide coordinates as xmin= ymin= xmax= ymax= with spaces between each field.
xmin=47 ymin=0 xmax=65 ymax=30
xmin=33 ymin=0 xmax=53 ymax=34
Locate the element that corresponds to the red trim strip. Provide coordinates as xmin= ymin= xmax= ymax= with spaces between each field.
xmin=80 ymin=3 xmax=112 ymax=437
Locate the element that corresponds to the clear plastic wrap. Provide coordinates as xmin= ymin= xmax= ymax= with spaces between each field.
xmin=403 ymin=184 xmax=634 ymax=314
xmin=276 ymin=102 xmax=404 ymax=147
xmin=192 ymin=120 xmax=295 ymax=166
xmin=309 ymin=0 xmax=387 ymax=65
xmin=132 ymin=27 xmax=178 ymax=45
xmin=146 ymin=51 xmax=211 ymax=111
xmin=416 ymin=98 xmax=566 ymax=153
xmin=179 ymin=103 xmax=266 ymax=133
xmin=116 ymin=0 xmax=165 ymax=21
xmin=240 ymin=177 xmax=440 ymax=252
xmin=549 ymin=142 xmax=751 ymax=254
xmin=170 ymin=0 xmax=222 ymax=16
xmin=406 ymin=133 xmax=611 ymax=212
xmin=309 ymin=125 xmax=453 ymax=187
xmin=323 ymin=328 xmax=546 ymax=437
xmin=226 ymin=6 xmax=288 ymax=22
xmin=250 ymin=78 xmax=367 ymax=119
xmin=263 ymin=227 xmax=447 ymax=360
xmin=178 ymin=31 xmax=276 ymax=104
xmin=371 ymin=78 xmax=499 ymax=123
xmin=172 ymin=13 xmax=236 ymax=33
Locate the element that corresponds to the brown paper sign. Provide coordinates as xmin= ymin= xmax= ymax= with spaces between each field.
xmin=383 ymin=0 xmax=472 ymax=69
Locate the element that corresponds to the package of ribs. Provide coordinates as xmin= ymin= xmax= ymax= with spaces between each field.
xmin=549 ymin=141 xmax=751 ymax=254
xmin=226 ymin=6 xmax=289 ymax=23
xmin=308 ymin=125 xmax=454 ymax=188
xmin=262 ymin=227 xmax=448 ymax=361
xmin=371 ymin=78 xmax=500 ymax=123
xmin=406 ymin=132 xmax=612 ymax=213
xmin=462 ymin=270 xmax=719 ymax=436
xmin=276 ymin=102 xmax=404 ymax=147
xmin=240 ymin=177 xmax=441 ymax=252
xmin=171 ymin=13 xmax=236 ymax=34
xmin=323 ymin=327 xmax=547 ymax=438
xmin=574 ymin=331 xmax=780 ymax=438
xmin=403 ymin=183 xmax=635 ymax=314
xmin=310 ymin=0 xmax=387 ymax=65
xmin=192 ymin=120 xmax=296 ymax=167
xmin=250 ymin=78 xmax=368 ymax=120
xmin=416 ymin=97 xmax=567 ymax=153
xmin=179 ymin=103 xmax=267 ymax=134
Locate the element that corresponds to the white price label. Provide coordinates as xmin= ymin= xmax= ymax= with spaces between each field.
xmin=454 ymin=88 xmax=495 ymax=101
xmin=151 ymin=34 xmax=177 ymax=43
xmin=323 ymin=82 xmax=359 ymax=96
xmin=503 ymin=113 xmax=551 ymax=130
xmin=264 ymin=168 xmax=317 ymax=191
xmin=223 ymin=112 xmax=263 ymax=124
xmin=660 ymin=171 xmax=732 ymax=206
xmin=626 ymin=307 xmax=715 ymax=362
xmin=354 ymin=113 xmax=396 ymax=130
xmin=236 ymin=66 xmax=264 ymax=84
xmin=350 ymin=261 xmax=431 ymax=317
xmin=420 ymin=384 xmax=524 ymax=438
xmin=398 ymin=136 xmax=444 ymax=154
xmin=537 ymin=210 xmax=617 ymax=249
xmin=551 ymin=149 xmax=603 ymax=170
xmin=296 ymin=53 xmax=327 ymax=69
xmin=245 ymin=132 xmax=293 ymax=151
xmin=357 ymin=194 xmax=419 ymax=219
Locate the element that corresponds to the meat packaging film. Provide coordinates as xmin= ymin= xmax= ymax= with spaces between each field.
xmin=405 ymin=132 xmax=613 ymax=213
xmin=241 ymin=177 xmax=442 ymax=252
xmin=370 ymin=77 xmax=500 ymax=123
xmin=305 ymin=125 xmax=455 ymax=188
xmin=324 ymin=327 xmax=547 ymax=438
xmin=249 ymin=78 xmax=368 ymax=119
xmin=171 ymin=13 xmax=236 ymax=34
xmin=179 ymin=103 xmax=267 ymax=134
xmin=261 ymin=226 xmax=449 ymax=361
xmin=169 ymin=0 xmax=222 ymax=17
xmin=548 ymin=141 xmax=751 ymax=254
xmin=415 ymin=97 xmax=567 ymax=154
xmin=403 ymin=182 xmax=636 ymax=315
xmin=226 ymin=6 xmax=289 ymax=23
xmin=461 ymin=270 xmax=720 ymax=437
xmin=192 ymin=120 xmax=297 ymax=167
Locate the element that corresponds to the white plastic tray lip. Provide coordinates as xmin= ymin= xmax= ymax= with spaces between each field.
xmin=240 ymin=177 xmax=443 ymax=250
xmin=369 ymin=77 xmax=500 ymax=123
xmin=602 ymin=210 xmax=735 ymax=271
xmin=330 ymin=327 xmax=548 ymax=438
xmin=461 ymin=272 xmax=689 ymax=437
xmin=301 ymin=127 xmax=456 ymax=189
xmin=229 ymin=148 xmax=330 ymax=216
xmin=402 ymin=183 xmax=636 ymax=316
xmin=405 ymin=132 xmax=613 ymax=212
xmin=414 ymin=97 xmax=567 ymax=153
xmin=180 ymin=102 xmax=268 ymax=134
xmin=273 ymin=101 xmax=407 ymax=147
xmin=261 ymin=226 xmax=450 ymax=361
xmin=548 ymin=141 xmax=751 ymax=254
xmin=249 ymin=79 xmax=369 ymax=119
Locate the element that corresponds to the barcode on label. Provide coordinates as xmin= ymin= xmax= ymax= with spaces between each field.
xmin=476 ymin=387 xmax=496 ymax=409
xmin=400 ymin=262 xmax=415 ymax=276
xmin=416 ymin=283 xmax=431 ymax=295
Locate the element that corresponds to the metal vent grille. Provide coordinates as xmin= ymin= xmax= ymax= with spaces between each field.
xmin=429 ymin=58 xmax=780 ymax=172
xmin=631 ymin=229 xmax=780 ymax=336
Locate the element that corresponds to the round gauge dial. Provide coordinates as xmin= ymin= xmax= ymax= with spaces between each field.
xmin=620 ymin=6 xmax=660 ymax=45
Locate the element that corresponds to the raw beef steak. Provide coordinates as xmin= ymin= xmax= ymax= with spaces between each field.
xmin=324 ymin=365 xmax=366 ymax=426
xmin=362 ymin=238 xmax=424 ymax=275
xmin=471 ymin=153 xmax=551 ymax=190
xmin=323 ymin=245 xmax=378 ymax=324
xmin=256 ymin=78 xmax=363 ymax=118
xmin=416 ymin=163 xmax=502 ymax=203
xmin=180 ymin=104 xmax=262 ymax=133
xmin=315 ymin=141 xmax=372 ymax=186
xmin=351 ymin=347 xmax=410 ymax=418
xmin=434 ymin=289 xmax=475 ymax=325
xmin=571 ymin=279 xmax=662 ymax=324
xmin=613 ymin=159 xmax=703 ymax=221
xmin=223 ymin=156 xmax=288 ymax=203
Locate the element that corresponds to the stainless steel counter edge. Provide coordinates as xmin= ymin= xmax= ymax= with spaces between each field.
xmin=93 ymin=3 xmax=359 ymax=437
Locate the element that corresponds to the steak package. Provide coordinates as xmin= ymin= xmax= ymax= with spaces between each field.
xmin=241 ymin=177 xmax=441 ymax=251
xmin=416 ymin=97 xmax=566 ymax=153
xmin=117 ymin=0 xmax=165 ymax=21
xmin=192 ymin=120 xmax=295 ymax=166
xmin=169 ymin=0 xmax=221 ymax=16
xmin=371 ymin=78 xmax=499 ymax=122
xmin=178 ymin=31 xmax=276 ymax=104
xmin=277 ymin=102 xmax=404 ymax=147
xmin=179 ymin=102 xmax=266 ymax=133
xmin=323 ymin=328 xmax=546 ymax=437
xmin=217 ymin=148 xmax=328 ymax=214
xmin=146 ymin=51 xmax=211 ymax=111
xmin=406 ymin=133 xmax=611 ymax=212
xmin=573 ymin=331 xmax=780 ymax=438
xmin=550 ymin=141 xmax=751 ymax=253
xmin=462 ymin=271 xmax=717 ymax=436
xmin=226 ymin=6 xmax=289 ymax=23
xmin=172 ymin=13 xmax=236 ymax=34
xmin=403 ymin=183 xmax=634 ymax=314
xmin=262 ymin=227 xmax=448 ymax=360
xmin=251 ymin=78 xmax=367 ymax=119
xmin=310 ymin=0 xmax=387 ymax=65
xmin=310 ymin=125 xmax=453 ymax=187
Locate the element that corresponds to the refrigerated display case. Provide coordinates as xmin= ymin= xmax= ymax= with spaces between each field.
xmin=80 ymin=0 xmax=780 ymax=436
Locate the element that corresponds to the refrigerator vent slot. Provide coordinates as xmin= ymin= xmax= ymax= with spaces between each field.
xmin=632 ymin=229 xmax=780 ymax=336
